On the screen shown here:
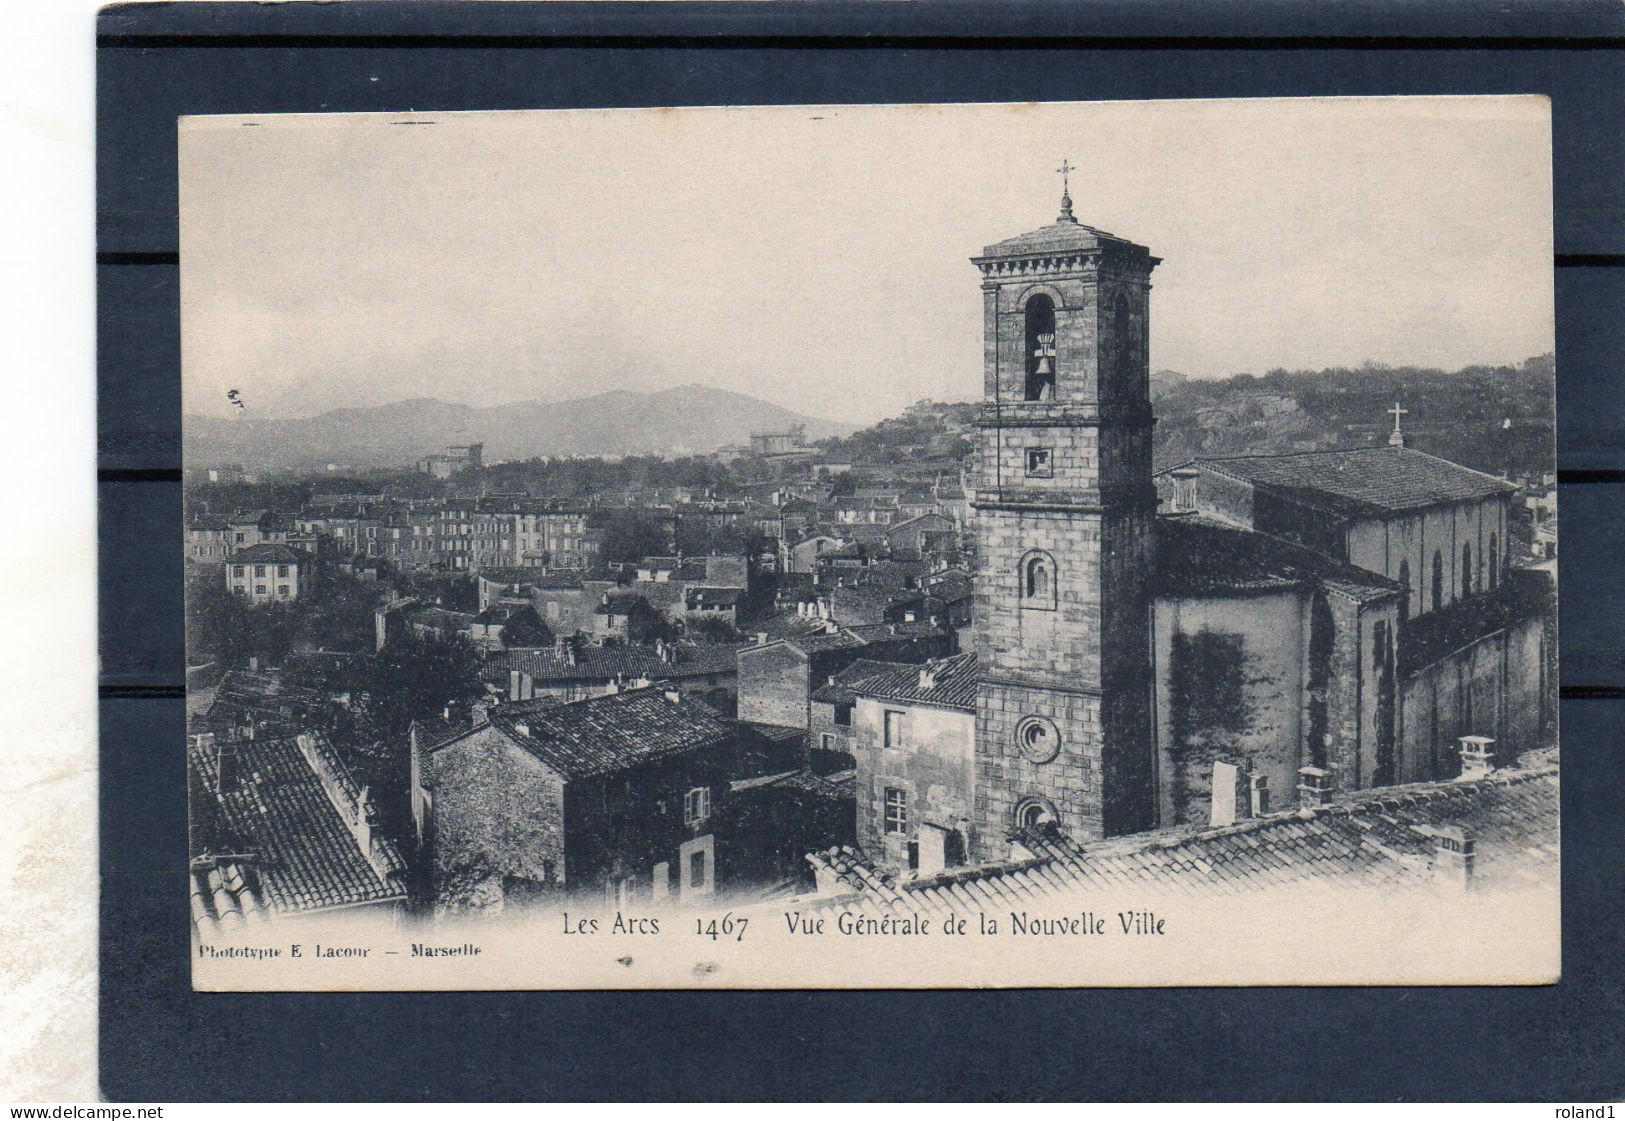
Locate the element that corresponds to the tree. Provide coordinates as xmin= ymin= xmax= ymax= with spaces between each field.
xmin=294 ymin=571 xmax=386 ymax=653
xmin=394 ymin=571 xmax=478 ymax=613
xmin=185 ymin=580 xmax=300 ymax=669
xmin=598 ymin=510 xmax=671 ymax=564
xmin=686 ymin=615 xmax=741 ymax=643
xmin=358 ymin=630 xmax=484 ymax=743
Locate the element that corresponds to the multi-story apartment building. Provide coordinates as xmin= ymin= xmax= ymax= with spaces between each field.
xmin=225 ymin=544 xmax=311 ymax=603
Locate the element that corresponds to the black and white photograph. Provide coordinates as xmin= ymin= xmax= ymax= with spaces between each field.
xmin=176 ymin=98 xmax=1559 ymax=990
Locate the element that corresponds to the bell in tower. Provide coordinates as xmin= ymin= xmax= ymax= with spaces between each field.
xmin=1029 ymin=332 xmax=1057 ymax=401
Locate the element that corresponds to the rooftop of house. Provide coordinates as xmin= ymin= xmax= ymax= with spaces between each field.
xmin=492 ymin=639 xmax=741 ymax=684
xmin=595 ymin=591 xmax=655 ymax=616
xmin=749 ymin=611 xmax=841 ymax=644
xmin=889 ymin=512 xmax=955 ymax=532
xmin=769 ymin=630 xmax=870 ymax=656
xmin=194 ymin=669 xmax=326 ymax=728
xmin=407 ymin=605 xmax=477 ymax=630
xmin=472 ymin=603 xmax=540 ymax=627
xmin=685 ymin=585 xmax=745 ymax=608
xmin=926 ymin=570 xmax=975 ymax=604
xmin=1180 ymin=446 xmax=1517 ymax=518
xmin=806 ymin=749 xmax=1558 ymax=917
xmin=831 ymin=525 xmax=894 ymax=546
xmin=188 ymin=733 xmax=409 ymax=933
xmin=810 ymin=658 xmax=911 ymax=705
xmin=1154 ymin=514 xmax=1403 ymax=603
xmin=827 ymin=584 xmax=922 ymax=617
xmin=843 ymin=619 xmax=947 ymax=644
xmin=473 ymin=685 xmax=735 ymax=780
xmin=728 ymin=767 xmax=858 ymax=801
xmin=847 ymin=651 xmax=979 ymax=711
xmin=227 ymin=543 xmax=306 ymax=566
xmin=477 ymin=566 xmax=555 ymax=585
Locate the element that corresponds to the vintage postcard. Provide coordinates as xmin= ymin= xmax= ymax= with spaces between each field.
xmin=180 ymin=98 xmax=1558 ymax=990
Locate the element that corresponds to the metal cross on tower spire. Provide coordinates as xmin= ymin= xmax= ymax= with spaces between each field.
xmin=1057 ymin=159 xmax=1076 ymax=222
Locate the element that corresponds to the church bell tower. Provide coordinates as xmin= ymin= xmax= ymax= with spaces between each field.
xmin=970 ymin=169 xmax=1160 ymax=852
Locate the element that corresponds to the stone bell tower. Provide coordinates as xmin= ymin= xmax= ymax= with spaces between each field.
xmin=970 ymin=169 xmax=1160 ymax=853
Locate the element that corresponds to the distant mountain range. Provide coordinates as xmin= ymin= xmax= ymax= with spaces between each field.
xmin=186 ymin=384 xmax=855 ymax=470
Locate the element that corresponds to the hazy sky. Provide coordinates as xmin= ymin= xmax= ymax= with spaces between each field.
xmin=179 ymin=98 xmax=1553 ymax=423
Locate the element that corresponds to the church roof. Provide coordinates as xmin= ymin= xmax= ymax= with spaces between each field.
xmin=1186 ymin=446 xmax=1516 ymax=517
xmin=1154 ymin=514 xmax=1401 ymax=602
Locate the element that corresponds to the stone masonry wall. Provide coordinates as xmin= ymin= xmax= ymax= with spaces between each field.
xmin=975 ymin=680 xmax=1105 ymax=856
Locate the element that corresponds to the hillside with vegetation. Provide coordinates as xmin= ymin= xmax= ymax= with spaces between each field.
xmin=1148 ymin=355 xmax=1555 ymax=478
xmin=820 ymin=356 xmax=1555 ymax=483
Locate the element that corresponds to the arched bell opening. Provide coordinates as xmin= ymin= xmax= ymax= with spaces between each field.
xmin=1023 ymin=294 xmax=1057 ymax=401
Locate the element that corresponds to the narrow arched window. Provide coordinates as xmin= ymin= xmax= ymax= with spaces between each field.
xmin=1024 ymin=294 xmax=1057 ymax=402
xmin=1488 ymin=534 xmax=1499 ymax=590
xmin=1113 ymin=292 xmax=1138 ymax=399
xmin=1462 ymin=544 xmax=1473 ymax=597
xmin=1026 ymin=556 xmax=1050 ymax=599
xmin=1397 ymin=559 xmax=1411 ymax=624
xmin=1020 ymin=550 xmax=1057 ymax=609
xmin=1431 ymin=550 xmax=1444 ymax=612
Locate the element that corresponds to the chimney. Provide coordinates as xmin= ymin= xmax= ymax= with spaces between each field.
xmin=354 ymin=785 xmax=377 ymax=854
xmin=215 ymin=741 xmax=239 ymax=795
xmin=509 ymin=668 xmax=522 ymax=702
xmin=471 ymin=699 xmax=491 ymax=727
xmin=1249 ymin=773 xmax=1270 ymax=817
xmin=809 ymin=851 xmax=846 ymax=896
xmin=1432 ymin=826 xmax=1475 ymax=892
xmin=248 ymin=655 xmax=259 ymax=673
xmin=1209 ymin=760 xmax=1251 ymax=827
xmin=1297 ymin=765 xmax=1335 ymax=807
xmin=918 ymin=665 xmax=937 ymax=690
xmin=1458 ymin=735 xmax=1498 ymax=780
xmin=663 ymin=688 xmax=682 ymax=705
xmin=916 ymin=824 xmax=949 ymax=878
xmin=757 ymin=631 xmax=769 ymax=645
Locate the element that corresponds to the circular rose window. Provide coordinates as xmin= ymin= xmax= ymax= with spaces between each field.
xmin=1015 ymin=715 xmax=1061 ymax=764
